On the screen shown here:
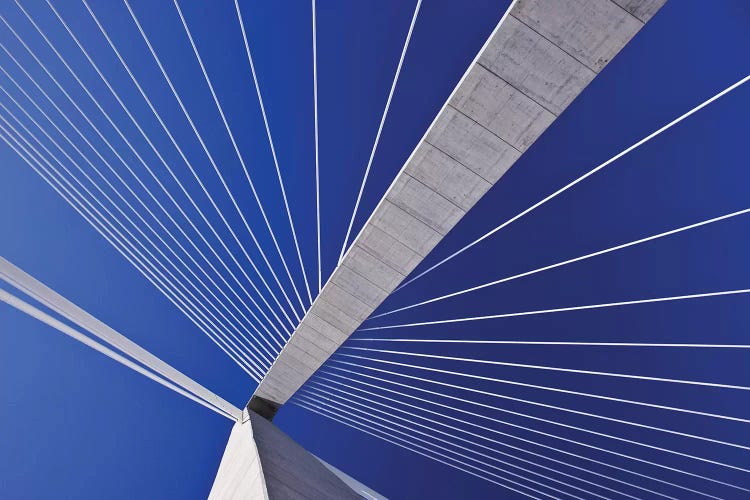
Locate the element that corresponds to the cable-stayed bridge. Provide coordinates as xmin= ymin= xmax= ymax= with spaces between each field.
xmin=2 ymin=0 xmax=750 ymax=498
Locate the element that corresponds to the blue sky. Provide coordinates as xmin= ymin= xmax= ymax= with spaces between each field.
xmin=1 ymin=0 xmax=750 ymax=498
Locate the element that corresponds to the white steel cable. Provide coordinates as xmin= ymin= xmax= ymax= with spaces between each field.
xmin=0 ymin=99 xmax=271 ymax=375
xmin=0 ymin=121 xmax=263 ymax=380
xmin=293 ymin=397 xmax=549 ymax=499
xmin=321 ymin=366 xmax=691 ymax=499
xmin=334 ymin=356 xmax=750 ymax=490
xmin=335 ymin=350 xmax=750 ymax=427
xmin=337 ymin=0 xmax=423 ymax=263
xmin=122 ymin=0 xmax=296 ymax=341
xmin=299 ymin=391 xmax=586 ymax=500
xmin=77 ymin=0 xmax=283 ymax=358
xmin=0 ymin=11 xmax=288 ymax=347
xmin=354 ymin=338 xmax=750 ymax=348
xmin=343 ymin=338 xmax=750 ymax=427
xmin=292 ymin=400 xmax=541 ymax=498
xmin=347 ymin=346 xmax=750 ymax=393
xmin=37 ymin=0 xmax=296 ymax=335
xmin=0 ymin=255 xmax=243 ymax=418
xmin=373 ymin=208 xmax=750 ymax=319
xmin=395 ymin=74 xmax=750 ymax=291
xmin=170 ymin=0 xmax=302 ymax=323
xmin=0 ymin=124 xmax=262 ymax=382
xmin=0 ymin=96 xmax=272 ymax=373
xmin=303 ymin=384 xmax=609 ymax=500
xmin=297 ymin=393 xmax=579 ymax=500
xmin=328 ymin=360 xmax=723 ymax=499
xmin=0 ymin=288 xmax=239 ymax=421
xmin=0 ymin=54 xmax=283 ymax=358
xmin=311 ymin=0 xmax=321 ymax=292
xmin=316 ymin=372 xmax=667 ymax=499
xmin=234 ymin=0 xmax=313 ymax=306
xmin=9 ymin=4 xmax=292 ymax=340
xmin=342 ymin=349 xmax=750 ymax=454
xmin=362 ymin=289 xmax=750 ymax=331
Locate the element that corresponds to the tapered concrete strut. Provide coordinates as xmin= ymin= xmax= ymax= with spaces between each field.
xmin=209 ymin=410 xmax=384 ymax=499
xmin=250 ymin=0 xmax=667 ymax=416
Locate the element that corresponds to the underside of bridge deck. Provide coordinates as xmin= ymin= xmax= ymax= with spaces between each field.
xmin=249 ymin=0 xmax=667 ymax=419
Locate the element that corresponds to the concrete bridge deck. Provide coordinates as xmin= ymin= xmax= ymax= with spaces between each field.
xmin=249 ymin=0 xmax=666 ymax=419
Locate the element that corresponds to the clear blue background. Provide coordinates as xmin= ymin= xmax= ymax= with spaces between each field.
xmin=1 ymin=0 xmax=749 ymax=498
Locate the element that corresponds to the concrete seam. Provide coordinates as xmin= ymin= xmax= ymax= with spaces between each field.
xmin=328 ymin=0 xmax=523 ymax=275
xmin=607 ymin=0 xmax=649 ymax=24
xmin=347 ymin=244 xmax=407 ymax=285
xmin=445 ymin=103 xmax=524 ymax=154
xmin=475 ymin=61 xmax=560 ymax=117
xmin=402 ymin=170 xmax=469 ymax=214
xmin=375 ymin=199 xmax=443 ymax=250
xmin=424 ymin=138 xmax=495 ymax=185
xmin=509 ymin=13 xmax=600 ymax=74
xmin=387 ymin=171 xmax=467 ymax=235
xmin=340 ymin=260 xmax=398 ymax=295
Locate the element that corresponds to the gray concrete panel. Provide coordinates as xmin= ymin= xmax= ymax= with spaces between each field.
xmin=342 ymin=245 xmax=405 ymax=291
xmin=450 ymin=65 xmax=555 ymax=151
xmin=249 ymin=0 xmax=665 ymax=412
xmin=386 ymin=173 xmax=465 ymax=235
xmin=293 ymin=325 xmax=339 ymax=355
xmin=370 ymin=200 xmax=442 ymax=256
xmin=404 ymin=143 xmax=493 ymax=211
xmin=304 ymin=313 xmax=350 ymax=344
xmin=307 ymin=297 xmax=360 ymax=335
xmin=355 ymin=225 xmax=423 ymax=277
xmin=426 ymin=106 xmax=522 ymax=183
xmin=512 ymin=0 xmax=644 ymax=72
xmin=263 ymin=365 xmax=305 ymax=395
xmin=318 ymin=282 xmax=373 ymax=322
xmin=331 ymin=264 xmax=390 ymax=308
xmin=613 ymin=0 xmax=667 ymax=22
xmin=480 ymin=15 xmax=596 ymax=115
xmin=286 ymin=342 xmax=324 ymax=367
xmin=277 ymin=355 xmax=319 ymax=382
xmin=256 ymin=376 xmax=301 ymax=405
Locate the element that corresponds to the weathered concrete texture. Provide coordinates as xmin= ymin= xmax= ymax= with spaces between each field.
xmin=252 ymin=0 xmax=665 ymax=408
xmin=512 ymin=0 xmax=644 ymax=72
xmin=613 ymin=0 xmax=667 ymax=22
xmin=210 ymin=411 xmax=376 ymax=499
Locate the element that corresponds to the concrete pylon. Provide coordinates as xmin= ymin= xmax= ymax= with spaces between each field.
xmin=209 ymin=410 xmax=385 ymax=499
xmin=248 ymin=0 xmax=668 ymax=418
